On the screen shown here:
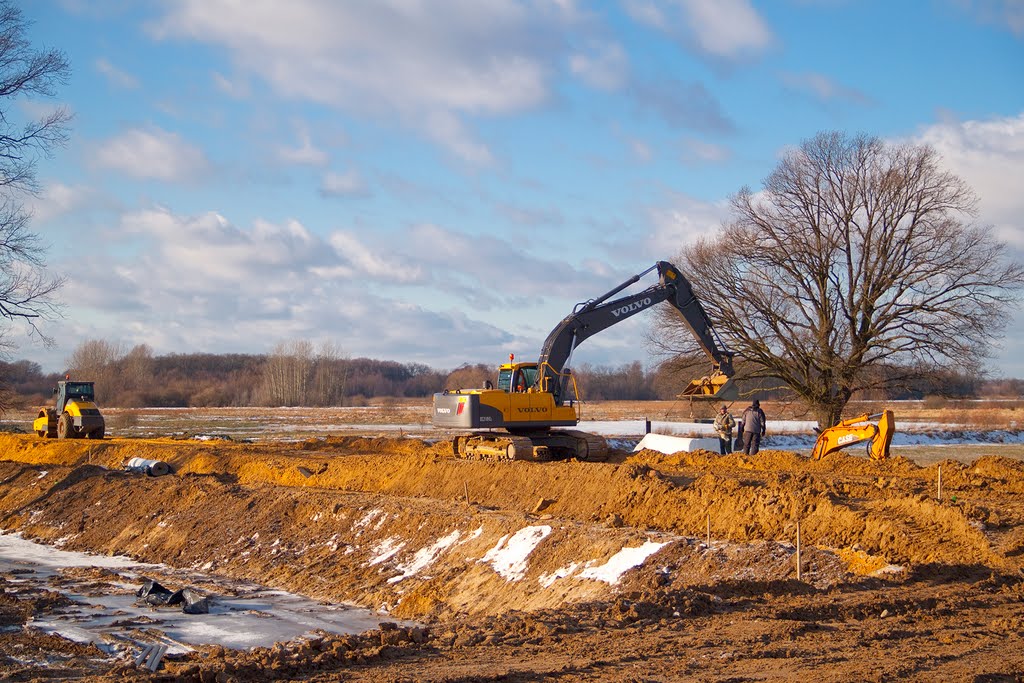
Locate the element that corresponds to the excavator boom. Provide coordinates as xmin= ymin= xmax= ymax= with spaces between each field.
xmin=536 ymin=261 xmax=735 ymax=403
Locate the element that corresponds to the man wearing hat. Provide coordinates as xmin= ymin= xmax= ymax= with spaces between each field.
xmin=713 ymin=404 xmax=736 ymax=454
xmin=741 ymin=400 xmax=767 ymax=455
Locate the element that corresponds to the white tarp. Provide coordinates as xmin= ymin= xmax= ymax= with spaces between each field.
xmin=632 ymin=433 xmax=721 ymax=455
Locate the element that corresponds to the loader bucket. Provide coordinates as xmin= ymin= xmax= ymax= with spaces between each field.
xmin=680 ymin=372 xmax=738 ymax=401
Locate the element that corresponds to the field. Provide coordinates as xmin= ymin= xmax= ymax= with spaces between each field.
xmin=0 ymin=400 xmax=1022 ymax=681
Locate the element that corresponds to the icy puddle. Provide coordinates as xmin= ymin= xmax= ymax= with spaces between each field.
xmin=0 ymin=533 xmax=395 ymax=654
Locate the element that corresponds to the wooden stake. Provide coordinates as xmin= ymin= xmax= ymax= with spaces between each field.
xmin=796 ymin=520 xmax=802 ymax=581
xmin=937 ymin=466 xmax=942 ymax=501
xmin=464 ymin=480 xmax=470 ymax=505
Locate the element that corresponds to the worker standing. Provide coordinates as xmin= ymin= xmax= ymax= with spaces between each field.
xmin=741 ymin=400 xmax=767 ymax=455
xmin=713 ymin=405 xmax=736 ymax=454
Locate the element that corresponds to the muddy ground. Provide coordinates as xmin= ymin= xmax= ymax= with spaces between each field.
xmin=0 ymin=427 xmax=1022 ymax=681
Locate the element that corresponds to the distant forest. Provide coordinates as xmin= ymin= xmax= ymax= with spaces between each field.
xmin=1 ymin=339 xmax=1021 ymax=409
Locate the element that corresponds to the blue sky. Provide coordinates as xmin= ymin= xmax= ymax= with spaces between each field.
xmin=13 ymin=0 xmax=1024 ymax=376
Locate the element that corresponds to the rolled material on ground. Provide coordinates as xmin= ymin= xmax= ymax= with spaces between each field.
xmin=633 ymin=433 xmax=721 ymax=455
xmin=124 ymin=457 xmax=172 ymax=477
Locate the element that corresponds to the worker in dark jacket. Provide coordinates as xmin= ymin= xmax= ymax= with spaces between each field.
xmin=741 ymin=400 xmax=767 ymax=455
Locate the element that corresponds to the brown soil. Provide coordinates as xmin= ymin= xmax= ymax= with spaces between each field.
xmin=0 ymin=431 xmax=1022 ymax=681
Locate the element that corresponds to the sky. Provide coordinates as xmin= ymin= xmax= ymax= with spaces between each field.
xmin=11 ymin=0 xmax=1024 ymax=376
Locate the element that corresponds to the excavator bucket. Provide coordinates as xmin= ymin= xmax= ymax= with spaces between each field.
xmin=680 ymin=372 xmax=738 ymax=401
xmin=868 ymin=409 xmax=895 ymax=461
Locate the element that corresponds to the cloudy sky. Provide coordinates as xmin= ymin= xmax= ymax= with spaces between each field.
xmin=14 ymin=0 xmax=1024 ymax=375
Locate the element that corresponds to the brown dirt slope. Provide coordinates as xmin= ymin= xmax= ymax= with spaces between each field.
xmin=0 ymin=433 xmax=1022 ymax=681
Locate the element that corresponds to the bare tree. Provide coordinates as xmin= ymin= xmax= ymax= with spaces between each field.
xmin=0 ymin=3 xmax=71 ymax=338
xmin=66 ymin=339 xmax=123 ymax=381
xmin=661 ymin=131 xmax=1024 ymax=428
xmin=312 ymin=340 xmax=348 ymax=406
xmin=260 ymin=340 xmax=315 ymax=406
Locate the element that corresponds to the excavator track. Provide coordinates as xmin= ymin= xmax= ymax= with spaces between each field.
xmin=452 ymin=430 xmax=608 ymax=462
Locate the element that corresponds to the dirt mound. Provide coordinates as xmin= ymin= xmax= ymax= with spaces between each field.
xmin=1 ymin=431 xmax=1023 ymax=681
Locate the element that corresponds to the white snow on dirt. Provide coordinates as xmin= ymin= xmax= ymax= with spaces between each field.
xmin=479 ymin=526 xmax=552 ymax=581
xmin=387 ymin=530 xmax=462 ymax=584
xmin=577 ymin=541 xmax=672 ymax=585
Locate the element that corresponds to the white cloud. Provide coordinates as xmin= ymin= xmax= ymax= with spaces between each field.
xmin=953 ymin=0 xmax=1024 ymax=35
xmin=94 ymin=127 xmax=210 ymax=181
xmin=277 ymin=123 xmax=329 ymax=167
xmin=324 ymin=231 xmax=422 ymax=283
xmin=211 ymin=71 xmax=251 ymax=99
xmin=319 ymin=170 xmax=370 ymax=198
xmin=423 ymin=111 xmax=494 ymax=166
xmin=910 ymin=111 xmax=1024 ymax=246
xmin=94 ymin=58 xmax=139 ymax=89
xmin=779 ymin=71 xmax=872 ymax=106
xmin=644 ymin=191 xmax=731 ymax=257
xmin=33 ymin=204 xmax=534 ymax=369
xmin=629 ymin=138 xmax=653 ymax=162
xmin=629 ymin=77 xmax=734 ymax=133
xmin=623 ymin=0 xmax=774 ymax=63
xmin=148 ymin=1 xmax=576 ymax=164
xmin=569 ymin=42 xmax=629 ymax=91
xmin=680 ymin=136 xmax=731 ymax=164
xmin=31 ymin=182 xmax=94 ymax=224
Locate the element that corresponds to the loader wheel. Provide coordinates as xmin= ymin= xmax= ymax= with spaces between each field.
xmin=36 ymin=429 xmax=45 ymax=438
xmin=87 ymin=426 xmax=105 ymax=440
xmin=57 ymin=412 xmax=74 ymax=439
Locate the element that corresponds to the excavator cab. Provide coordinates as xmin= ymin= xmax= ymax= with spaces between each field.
xmin=498 ymin=363 xmax=540 ymax=394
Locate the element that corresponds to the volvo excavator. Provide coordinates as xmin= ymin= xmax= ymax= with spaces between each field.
xmin=810 ymin=410 xmax=895 ymax=461
xmin=432 ymin=261 xmax=735 ymax=461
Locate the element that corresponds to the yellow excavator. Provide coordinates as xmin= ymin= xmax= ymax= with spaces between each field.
xmin=432 ymin=261 xmax=735 ymax=461
xmin=810 ymin=410 xmax=895 ymax=461
xmin=33 ymin=379 xmax=106 ymax=439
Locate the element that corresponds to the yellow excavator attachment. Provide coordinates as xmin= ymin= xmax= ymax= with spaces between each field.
xmin=811 ymin=409 xmax=895 ymax=461
xmin=680 ymin=371 xmax=738 ymax=401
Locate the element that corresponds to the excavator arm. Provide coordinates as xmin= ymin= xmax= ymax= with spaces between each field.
xmin=535 ymin=261 xmax=734 ymax=404
xmin=810 ymin=410 xmax=895 ymax=461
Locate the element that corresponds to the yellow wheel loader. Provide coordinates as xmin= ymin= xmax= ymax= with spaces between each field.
xmin=34 ymin=380 xmax=105 ymax=440
xmin=810 ymin=410 xmax=895 ymax=461
xmin=433 ymin=261 xmax=735 ymax=461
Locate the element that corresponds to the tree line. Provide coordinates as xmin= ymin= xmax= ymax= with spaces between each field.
xmin=0 ymin=339 xmax=1016 ymax=411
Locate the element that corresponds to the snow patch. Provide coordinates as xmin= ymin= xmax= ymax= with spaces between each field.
xmin=539 ymin=561 xmax=581 ymax=588
xmin=387 ymin=530 xmax=462 ymax=584
xmin=367 ymin=537 xmax=405 ymax=566
xmin=479 ymin=526 xmax=552 ymax=581
xmin=578 ymin=541 xmax=671 ymax=585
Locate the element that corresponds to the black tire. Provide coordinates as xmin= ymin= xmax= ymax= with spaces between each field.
xmin=57 ymin=412 xmax=74 ymax=439
xmin=36 ymin=429 xmax=45 ymax=438
xmin=87 ymin=426 xmax=105 ymax=440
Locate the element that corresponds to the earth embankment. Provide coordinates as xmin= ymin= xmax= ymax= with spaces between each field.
xmin=0 ymin=432 xmax=1022 ymax=681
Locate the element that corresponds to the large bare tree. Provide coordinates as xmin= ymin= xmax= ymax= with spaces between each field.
xmin=662 ymin=131 xmax=1024 ymax=428
xmin=0 ymin=3 xmax=70 ymax=343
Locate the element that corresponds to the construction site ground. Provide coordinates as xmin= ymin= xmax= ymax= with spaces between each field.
xmin=0 ymin=400 xmax=1022 ymax=682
